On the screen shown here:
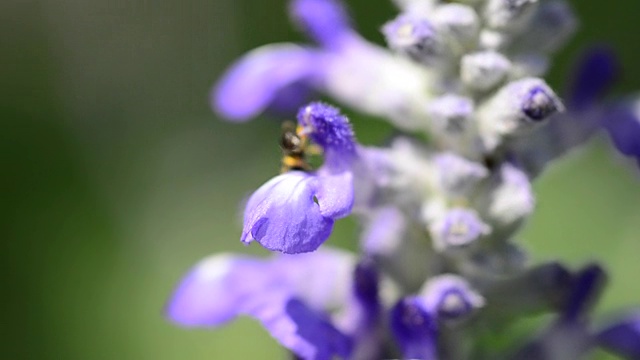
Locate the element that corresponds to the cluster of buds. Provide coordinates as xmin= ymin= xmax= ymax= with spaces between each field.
xmin=166 ymin=0 xmax=640 ymax=359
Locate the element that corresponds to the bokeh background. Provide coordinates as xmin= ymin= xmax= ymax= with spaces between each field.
xmin=3 ymin=0 xmax=640 ymax=358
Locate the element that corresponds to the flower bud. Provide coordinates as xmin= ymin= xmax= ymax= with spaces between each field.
xmin=428 ymin=208 xmax=491 ymax=252
xmin=478 ymin=78 xmax=563 ymax=151
xmin=483 ymin=0 xmax=539 ymax=31
xmin=461 ymin=51 xmax=511 ymax=91
xmin=382 ymin=14 xmax=448 ymax=66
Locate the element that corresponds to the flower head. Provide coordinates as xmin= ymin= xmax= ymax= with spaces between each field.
xmin=169 ymin=0 xmax=640 ymax=358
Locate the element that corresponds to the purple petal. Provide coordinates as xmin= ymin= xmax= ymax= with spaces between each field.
xmin=353 ymin=258 xmax=380 ymax=314
xmin=334 ymin=258 xmax=383 ymax=360
xmin=242 ymin=172 xmax=347 ymax=254
xmin=165 ymin=255 xmax=269 ymax=327
xmin=213 ymin=44 xmax=319 ymax=121
xmin=314 ymin=171 xmax=354 ymax=218
xmin=167 ymin=250 xmax=356 ymax=358
xmin=597 ymin=312 xmax=640 ymax=359
xmin=390 ymin=297 xmax=438 ymax=360
xmin=567 ymin=47 xmax=618 ymax=112
xmin=239 ymin=291 xmax=351 ymax=360
xmin=274 ymin=248 xmax=355 ymax=310
xmin=289 ymin=0 xmax=352 ymax=49
xmin=603 ymin=102 xmax=640 ymax=166
xmin=561 ymin=264 xmax=607 ymax=322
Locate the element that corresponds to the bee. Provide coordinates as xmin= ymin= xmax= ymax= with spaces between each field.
xmin=280 ymin=121 xmax=312 ymax=173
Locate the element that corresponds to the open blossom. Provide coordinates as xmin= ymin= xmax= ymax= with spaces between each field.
xmin=167 ymin=0 xmax=640 ymax=359
xmin=240 ymin=102 xmax=357 ymax=254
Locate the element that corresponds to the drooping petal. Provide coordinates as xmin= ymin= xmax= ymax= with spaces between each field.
xmin=334 ymin=258 xmax=384 ymax=360
xmin=352 ymin=258 xmax=381 ymax=315
xmin=214 ymin=44 xmax=320 ymax=121
xmin=597 ymin=312 xmax=640 ymax=359
xmin=289 ymin=0 xmax=353 ymax=50
xmin=242 ymin=293 xmax=352 ymax=360
xmin=167 ymin=249 xmax=357 ymax=358
xmin=165 ymin=254 xmax=269 ymax=327
xmin=242 ymin=172 xmax=333 ymax=253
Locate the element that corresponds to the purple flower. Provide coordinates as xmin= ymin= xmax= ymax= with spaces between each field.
xmin=166 ymin=248 xmax=356 ymax=360
xmin=419 ymin=274 xmax=484 ymax=323
xmin=390 ymin=297 xmax=438 ymax=360
xmin=242 ymin=103 xmax=355 ymax=254
xmin=507 ymin=264 xmax=640 ymax=359
xmin=289 ymin=0 xmax=352 ymax=50
xmin=429 ymin=208 xmax=490 ymax=252
xmin=213 ymin=0 xmax=353 ymax=122
xmin=597 ymin=312 xmax=640 ymax=359
xmin=508 ymin=264 xmax=607 ymax=359
xmin=522 ymin=86 xmax=561 ymax=122
xmin=335 ymin=258 xmax=384 ymax=359
xmin=214 ymin=45 xmax=320 ymax=121
xmin=169 ymin=0 xmax=640 ymax=358
xmin=478 ymin=78 xmax=564 ymax=152
xmin=213 ymin=0 xmax=433 ymax=129
xmin=509 ymin=48 xmax=620 ymax=176
xmin=603 ymin=101 xmax=640 ymax=168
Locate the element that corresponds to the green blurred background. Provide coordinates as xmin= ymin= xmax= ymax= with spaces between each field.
xmin=2 ymin=0 xmax=640 ymax=358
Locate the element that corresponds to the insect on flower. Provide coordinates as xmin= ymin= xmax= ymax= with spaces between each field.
xmin=280 ymin=121 xmax=312 ymax=172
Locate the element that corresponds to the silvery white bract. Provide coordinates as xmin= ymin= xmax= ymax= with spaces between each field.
xmin=167 ymin=0 xmax=640 ymax=359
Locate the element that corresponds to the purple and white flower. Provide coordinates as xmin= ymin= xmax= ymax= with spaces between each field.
xmin=167 ymin=0 xmax=640 ymax=358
